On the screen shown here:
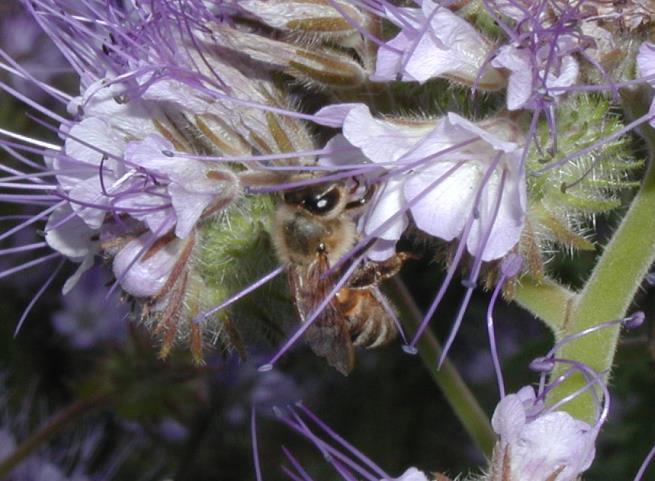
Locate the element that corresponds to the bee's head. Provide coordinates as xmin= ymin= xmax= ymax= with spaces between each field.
xmin=283 ymin=179 xmax=376 ymax=220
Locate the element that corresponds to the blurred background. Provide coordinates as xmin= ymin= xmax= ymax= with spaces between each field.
xmin=1 ymin=2 xmax=655 ymax=480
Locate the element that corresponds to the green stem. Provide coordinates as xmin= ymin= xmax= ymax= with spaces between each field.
xmin=549 ymin=89 xmax=655 ymax=421
xmin=0 ymin=392 xmax=111 ymax=478
xmin=513 ymin=276 xmax=576 ymax=333
xmin=391 ymin=278 xmax=496 ymax=457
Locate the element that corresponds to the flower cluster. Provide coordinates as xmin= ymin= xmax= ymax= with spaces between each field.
xmin=2 ymin=0 xmax=655 ymax=480
xmin=1 ymin=0 xmax=644 ymax=371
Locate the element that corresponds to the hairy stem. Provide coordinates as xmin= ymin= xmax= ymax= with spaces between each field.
xmin=513 ymin=276 xmax=576 ymax=333
xmin=391 ymin=277 xmax=496 ymax=457
xmin=0 ymin=393 xmax=111 ymax=478
xmin=548 ymin=87 xmax=655 ymax=421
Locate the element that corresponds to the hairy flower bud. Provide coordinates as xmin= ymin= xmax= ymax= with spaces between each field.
xmin=239 ymin=0 xmax=366 ymax=42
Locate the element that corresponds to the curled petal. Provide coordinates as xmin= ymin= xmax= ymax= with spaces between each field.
xmin=385 ymin=467 xmax=430 ymax=481
xmin=341 ymin=105 xmax=433 ymax=164
xmin=373 ymin=2 xmax=503 ymax=89
xmin=637 ymin=42 xmax=655 ymax=84
xmin=45 ymin=204 xmax=95 ymax=260
xmin=112 ymin=233 xmax=188 ymax=298
xmin=364 ymin=178 xmax=408 ymax=242
xmin=492 ymin=46 xmax=533 ymax=110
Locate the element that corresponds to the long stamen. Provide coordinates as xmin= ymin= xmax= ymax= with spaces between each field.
xmin=251 ymin=407 xmax=264 ymax=481
xmin=258 ymin=255 xmax=363 ymax=372
xmin=487 ymin=254 xmax=523 ymax=399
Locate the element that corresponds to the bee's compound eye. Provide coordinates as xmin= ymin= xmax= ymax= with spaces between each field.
xmin=304 ymin=187 xmax=341 ymax=215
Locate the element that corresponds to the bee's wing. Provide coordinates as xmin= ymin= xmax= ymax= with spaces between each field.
xmin=288 ymin=257 xmax=355 ymax=376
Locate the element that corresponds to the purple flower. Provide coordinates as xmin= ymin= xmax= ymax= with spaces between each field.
xmin=52 ymin=266 xmax=128 ymax=348
xmin=491 ymin=41 xmax=579 ymax=111
xmin=371 ymin=0 xmax=504 ymax=89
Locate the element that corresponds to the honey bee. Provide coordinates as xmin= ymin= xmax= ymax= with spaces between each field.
xmin=272 ymin=179 xmax=408 ymax=375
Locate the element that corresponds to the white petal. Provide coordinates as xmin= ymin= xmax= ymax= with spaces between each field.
xmin=318 ymin=134 xmax=369 ymax=166
xmin=169 ymin=185 xmax=213 ymax=239
xmin=546 ymin=55 xmax=579 ymax=91
xmin=464 ymin=164 xmax=525 ymax=261
xmin=62 ymin=254 xmax=95 ymax=295
xmin=491 ymin=393 xmax=527 ymax=444
xmin=446 ymin=113 xmax=520 ymax=154
xmin=371 ymin=30 xmax=414 ymax=82
xmin=81 ymin=79 xmax=157 ymax=139
xmin=513 ymin=412 xmax=595 ymax=481
xmin=386 ymin=467 xmax=430 ymax=481
xmin=492 ymin=46 xmax=533 ymax=110
xmin=313 ymin=103 xmax=362 ymax=127
xmin=367 ymin=239 xmax=398 ymax=262
xmin=637 ymin=42 xmax=655 ymax=83
xmin=68 ymin=176 xmax=111 ymax=229
xmin=405 ymin=162 xmax=478 ymax=242
xmin=405 ymin=6 xmax=498 ymax=87
xmin=342 ymin=105 xmax=433 ymax=164
xmin=364 ymin=178 xmax=408 ymax=241
xmin=64 ymin=117 xmax=125 ymax=167
xmin=113 ymin=233 xmax=188 ymax=298
xmin=45 ymin=204 xmax=95 ymax=259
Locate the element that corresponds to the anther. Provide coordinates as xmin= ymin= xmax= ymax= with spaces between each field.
xmin=461 ymin=279 xmax=477 ymax=289
xmin=258 ymin=363 xmax=274 ymax=372
xmin=162 ymin=150 xmax=175 ymax=157
xmin=529 ymin=356 xmax=555 ymax=372
xmin=402 ymin=345 xmax=418 ymax=355
xmin=623 ymin=311 xmax=645 ymax=329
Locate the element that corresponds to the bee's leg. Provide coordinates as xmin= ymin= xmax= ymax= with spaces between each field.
xmin=337 ymin=289 xmax=397 ymax=348
xmin=347 ymin=252 xmax=412 ymax=289
xmin=344 ymin=181 xmax=377 ymax=211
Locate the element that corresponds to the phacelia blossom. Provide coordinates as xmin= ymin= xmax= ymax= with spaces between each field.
xmin=0 ymin=0 xmax=324 ymax=361
xmin=490 ymin=385 xmax=597 ymax=481
xmin=371 ymin=0 xmax=504 ymax=89
xmin=491 ymin=40 xmax=579 ymax=111
xmin=316 ymin=103 xmax=526 ymax=262
xmin=1 ymin=0 xmax=652 ymax=375
xmin=484 ymin=309 xmax=646 ymax=481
